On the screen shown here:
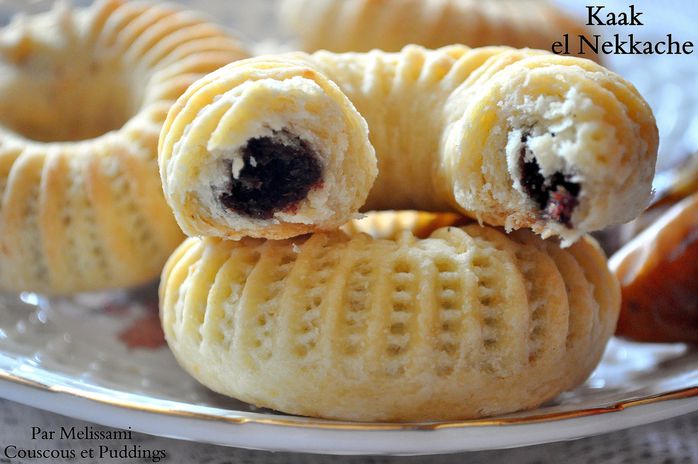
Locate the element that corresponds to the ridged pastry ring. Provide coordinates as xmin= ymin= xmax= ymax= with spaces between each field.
xmin=0 ymin=0 xmax=248 ymax=294
xmin=159 ymin=45 xmax=657 ymax=245
xmin=160 ymin=211 xmax=620 ymax=421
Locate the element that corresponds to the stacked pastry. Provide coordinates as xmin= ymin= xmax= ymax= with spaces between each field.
xmin=158 ymin=44 xmax=658 ymax=421
xmin=0 ymin=0 xmax=661 ymax=422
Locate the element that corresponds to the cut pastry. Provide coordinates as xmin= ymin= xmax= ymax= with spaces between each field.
xmin=159 ymin=54 xmax=377 ymax=240
xmin=160 ymin=211 xmax=620 ymax=421
xmin=160 ymin=46 xmax=658 ymax=244
xmin=0 ymin=0 xmax=248 ymax=294
xmin=280 ymin=0 xmax=594 ymax=58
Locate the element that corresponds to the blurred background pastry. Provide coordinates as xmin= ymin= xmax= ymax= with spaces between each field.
xmin=280 ymin=0 xmax=594 ymax=59
xmin=0 ymin=0 xmax=248 ymax=294
xmin=610 ymin=190 xmax=698 ymax=344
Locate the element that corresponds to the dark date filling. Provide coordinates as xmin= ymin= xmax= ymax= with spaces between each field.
xmin=519 ymin=133 xmax=580 ymax=227
xmin=219 ymin=131 xmax=323 ymax=219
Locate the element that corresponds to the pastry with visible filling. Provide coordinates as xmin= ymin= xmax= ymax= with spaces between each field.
xmin=160 ymin=45 xmax=657 ymax=244
xmin=0 ymin=0 xmax=248 ymax=294
xmin=160 ymin=211 xmax=620 ymax=421
xmin=159 ymin=58 xmax=377 ymax=240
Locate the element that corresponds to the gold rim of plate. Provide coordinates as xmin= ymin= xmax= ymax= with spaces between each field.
xmin=1 ymin=369 xmax=696 ymax=431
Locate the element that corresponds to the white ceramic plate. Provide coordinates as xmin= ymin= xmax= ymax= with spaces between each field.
xmin=0 ymin=290 xmax=696 ymax=455
xmin=0 ymin=0 xmax=697 ymax=456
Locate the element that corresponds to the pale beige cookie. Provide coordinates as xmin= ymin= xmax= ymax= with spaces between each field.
xmin=160 ymin=46 xmax=657 ymax=245
xmin=160 ymin=212 xmax=619 ymax=421
xmin=280 ymin=0 xmax=593 ymax=58
xmin=0 ymin=0 xmax=248 ymax=294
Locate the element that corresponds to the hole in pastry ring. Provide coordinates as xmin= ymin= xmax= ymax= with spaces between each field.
xmin=0 ymin=0 xmax=248 ymax=294
xmin=160 ymin=211 xmax=620 ymax=421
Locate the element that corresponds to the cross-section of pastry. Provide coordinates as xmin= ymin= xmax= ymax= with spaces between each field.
xmin=160 ymin=46 xmax=657 ymax=245
xmin=280 ymin=0 xmax=593 ymax=57
xmin=160 ymin=212 xmax=620 ymax=421
xmin=0 ymin=0 xmax=248 ymax=294
xmin=610 ymin=192 xmax=698 ymax=343
xmin=159 ymin=54 xmax=377 ymax=240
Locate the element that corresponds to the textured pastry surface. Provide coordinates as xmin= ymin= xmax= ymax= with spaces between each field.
xmin=161 ymin=45 xmax=657 ymax=244
xmin=160 ymin=212 xmax=620 ymax=421
xmin=611 ymin=193 xmax=698 ymax=343
xmin=280 ymin=0 xmax=593 ymax=56
xmin=0 ymin=0 xmax=248 ymax=294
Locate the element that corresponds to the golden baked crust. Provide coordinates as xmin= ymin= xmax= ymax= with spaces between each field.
xmin=160 ymin=46 xmax=657 ymax=245
xmin=160 ymin=212 xmax=619 ymax=421
xmin=0 ymin=0 xmax=248 ymax=294
xmin=280 ymin=0 xmax=593 ymax=57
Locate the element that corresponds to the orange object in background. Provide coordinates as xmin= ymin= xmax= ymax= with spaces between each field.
xmin=611 ymin=192 xmax=698 ymax=343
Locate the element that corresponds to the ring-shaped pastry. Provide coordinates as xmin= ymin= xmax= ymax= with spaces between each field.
xmin=0 ymin=0 xmax=248 ymax=294
xmin=160 ymin=211 xmax=620 ymax=421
